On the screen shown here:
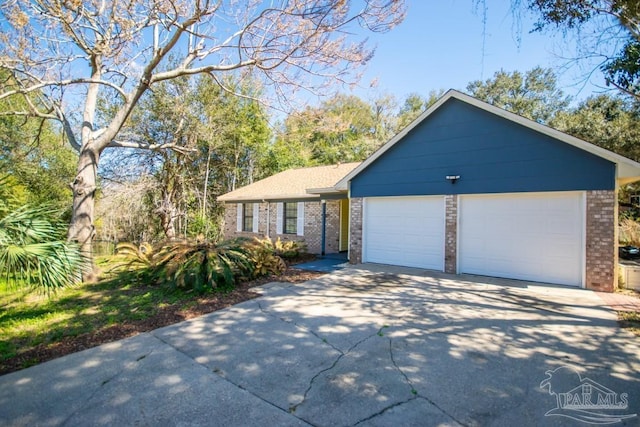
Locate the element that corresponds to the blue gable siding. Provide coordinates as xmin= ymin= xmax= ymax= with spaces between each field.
xmin=350 ymin=99 xmax=615 ymax=197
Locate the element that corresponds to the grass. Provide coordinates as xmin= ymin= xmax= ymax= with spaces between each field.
xmin=0 ymin=260 xmax=228 ymax=370
xmin=619 ymin=311 xmax=640 ymax=336
xmin=0 ymin=254 xmax=319 ymax=374
xmin=615 ymin=287 xmax=640 ymax=336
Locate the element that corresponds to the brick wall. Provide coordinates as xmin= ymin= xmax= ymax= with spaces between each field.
xmin=444 ymin=195 xmax=458 ymax=274
xmin=585 ymin=190 xmax=617 ymax=292
xmin=222 ymin=200 xmax=342 ymax=255
xmin=309 ymin=200 xmax=341 ymax=254
xmin=349 ymin=197 xmax=363 ymax=264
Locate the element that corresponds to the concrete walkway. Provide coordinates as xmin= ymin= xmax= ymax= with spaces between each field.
xmin=293 ymin=254 xmax=349 ymax=273
xmin=597 ymin=291 xmax=640 ymax=312
xmin=1 ymin=265 xmax=639 ymax=426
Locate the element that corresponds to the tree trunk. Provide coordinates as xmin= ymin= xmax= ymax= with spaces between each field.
xmin=68 ymin=145 xmax=99 ymax=282
xmin=160 ymin=208 xmax=177 ymax=240
xmin=202 ymin=146 xmax=211 ymax=218
xmin=156 ymin=194 xmax=178 ymax=240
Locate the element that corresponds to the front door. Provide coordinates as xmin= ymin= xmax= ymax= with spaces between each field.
xmin=339 ymin=199 xmax=349 ymax=252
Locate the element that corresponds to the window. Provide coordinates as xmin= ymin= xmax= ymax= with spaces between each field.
xmin=283 ymin=202 xmax=297 ymax=234
xmin=243 ymin=203 xmax=254 ymax=232
xmin=276 ymin=202 xmax=303 ymax=236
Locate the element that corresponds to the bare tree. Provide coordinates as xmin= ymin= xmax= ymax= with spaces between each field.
xmin=0 ymin=0 xmax=405 ymax=279
xmin=96 ymin=178 xmax=156 ymax=244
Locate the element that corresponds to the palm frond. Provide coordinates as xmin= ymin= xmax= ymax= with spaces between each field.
xmin=0 ymin=206 xmax=87 ymax=294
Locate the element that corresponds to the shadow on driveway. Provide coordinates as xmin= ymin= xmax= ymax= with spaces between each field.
xmin=1 ymin=264 xmax=638 ymax=426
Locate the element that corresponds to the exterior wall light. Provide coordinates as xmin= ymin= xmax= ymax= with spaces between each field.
xmin=446 ymin=175 xmax=460 ymax=184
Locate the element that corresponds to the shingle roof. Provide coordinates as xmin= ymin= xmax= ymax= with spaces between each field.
xmin=218 ymin=162 xmax=361 ymax=202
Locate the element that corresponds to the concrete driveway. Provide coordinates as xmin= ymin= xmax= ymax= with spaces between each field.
xmin=1 ymin=265 xmax=639 ymax=426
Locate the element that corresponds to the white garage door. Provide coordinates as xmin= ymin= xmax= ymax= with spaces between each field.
xmin=459 ymin=192 xmax=584 ymax=287
xmin=363 ymin=196 xmax=444 ymax=270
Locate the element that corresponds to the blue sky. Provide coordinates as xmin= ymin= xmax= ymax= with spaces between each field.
xmin=347 ymin=0 xmax=607 ymax=104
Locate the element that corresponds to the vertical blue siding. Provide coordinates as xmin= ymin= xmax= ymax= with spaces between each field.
xmin=350 ymin=99 xmax=615 ymax=197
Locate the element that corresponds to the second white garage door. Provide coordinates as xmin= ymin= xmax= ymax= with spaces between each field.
xmin=363 ymin=196 xmax=444 ymax=270
xmin=459 ymin=192 xmax=584 ymax=287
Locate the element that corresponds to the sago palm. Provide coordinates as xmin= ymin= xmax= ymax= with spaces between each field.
xmin=0 ymin=205 xmax=87 ymax=293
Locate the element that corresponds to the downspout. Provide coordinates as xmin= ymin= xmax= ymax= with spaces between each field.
xmin=321 ymin=200 xmax=327 ymax=256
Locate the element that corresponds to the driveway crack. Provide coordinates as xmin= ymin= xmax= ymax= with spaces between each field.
xmin=60 ymin=347 xmax=155 ymax=426
xmin=289 ymin=327 xmax=387 ymax=415
xmin=415 ymin=395 xmax=470 ymax=427
xmin=151 ymin=331 xmax=313 ymax=425
xmin=385 ymin=335 xmax=469 ymax=427
xmin=257 ymin=301 xmax=344 ymax=354
xmin=387 ymin=336 xmax=416 ymax=394
xmin=351 ymin=396 xmax=418 ymax=426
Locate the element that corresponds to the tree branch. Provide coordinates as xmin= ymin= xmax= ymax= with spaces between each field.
xmin=0 ymin=77 xmax=127 ymax=100
xmin=107 ymin=140 xmax=198 ymax=155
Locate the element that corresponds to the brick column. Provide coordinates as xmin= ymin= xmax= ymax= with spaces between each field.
xmin=302 ymin=201 xmax=322 ymax=254
xmin=585 ymin=190 xmax=617 ymax=292
xmin=349 ymin=197 xmax=363 ymax=264
xmin=444 ymin=195 xmax=458 ymax=274
xmin=222 ymin=203 xmax=237 ymax=239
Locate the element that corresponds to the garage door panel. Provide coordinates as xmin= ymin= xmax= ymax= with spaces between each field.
xmin=545 ymin=242 xmax=580 ymax=259
xmin=363 ymin=196 xmax=444 ymax=270
xmin=459 ymin=192 xmax=583 ymax=287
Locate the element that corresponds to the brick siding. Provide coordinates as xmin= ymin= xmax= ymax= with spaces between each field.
xmin=444 ymin=195 xmax=458 ymax=274
xmin=349 ymin=197 xmax=363 ymax=264
xmin=225 ymin=190 xmax=618 ymax=292
xmin=222 ymin=200 xmax=342 ymax=255
xmin=585 ymin=190 xmax=617 ymax=292
xmin=323 ymin=200 xmax=342 ymax=254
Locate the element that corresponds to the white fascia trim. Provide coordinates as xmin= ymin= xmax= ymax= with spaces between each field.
xmin=334 ymin=90 xmax=460 ymax=191
xmin=334 ymin=89 xmax=640 ymax=190
xmin=218 ymin=194 xmax=320 ymax=203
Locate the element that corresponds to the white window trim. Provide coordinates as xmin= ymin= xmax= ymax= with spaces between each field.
xmin=296 ymin=202 xmax=305 ymax=236
xmin=276 ymin=203 xmax=283 ymax=234
xmin=252 ymin=203 xmax=259 ymax=233
xmin=236 ymin=204 xmax=243 ymax=232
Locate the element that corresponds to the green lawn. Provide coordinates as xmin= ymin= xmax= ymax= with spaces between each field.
xmin=0 ymin=261 xmax=237 ymax=372
xmin=619 ymin=311 xmax=640 ymax=336
xmin=0 ymin=245 xmax=315 ymax=374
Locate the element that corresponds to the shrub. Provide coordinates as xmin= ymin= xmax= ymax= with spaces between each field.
xmin=252 ymin=236 xmax=307 ymax=260
xmin=153 ymin=240 xmax=255 ymax=292
xmin=245 ymin=240 xmax=286 ymax=278
xmin=114 ymin=242 xmax=155 ymax=267
xmin=111 ymin=237 xmax=293 ymax=294
xmin=620 ymin=218 xmax=640 ymax=246
xmin=0 ymin=205 xmax=87 ymax=294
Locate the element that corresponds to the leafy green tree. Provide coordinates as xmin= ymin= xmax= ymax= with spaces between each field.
xmin=548 ymin=93 xmax=640 ymax=206
xmin=370 ymin=93 xmax=399 ymax=145
xmin=310 ymin=94 xmax=380 ymax=164
xmin=396 ymin=90 xmax=443 ymax=130
xmin=1 ymin=76 xmax=76 ymax=212
xmin=551 ymin=94 xmax=640 ymax=161
xmin=467 ymin=67 xmax=570 ymax=123
xmin=264 ymin=119 xmax=316 ymax=173
xmin=518 ymin=0 xmax=640 ymax=99
xmin=98 ymin=74 xmax=271 ymax=241
xmin=198 ymin=77 xmax=272 ymax=190
xmin=272 ymin=93 xmax=390 ymax=168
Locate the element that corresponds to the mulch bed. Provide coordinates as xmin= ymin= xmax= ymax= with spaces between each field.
xmin=0 ymin=267 xmax=324 ymax=376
